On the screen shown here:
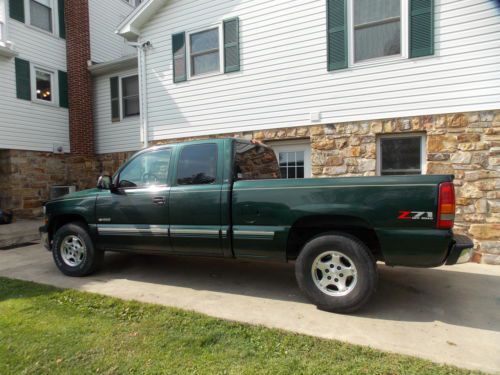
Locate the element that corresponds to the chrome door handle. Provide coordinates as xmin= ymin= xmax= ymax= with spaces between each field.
xmin=152 ymin=196 xmax=166 ymax=205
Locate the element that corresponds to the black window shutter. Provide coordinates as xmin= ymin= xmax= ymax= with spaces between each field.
xmin=327 ymin=0 xmax=347 ymax=71
xmin=410 ymin=0 xmax=434 ymax=58
xmin=223 ymin=17 xmax=240 ymax=73
xmin=15 ymin=58 xmax=31 ymax=101
xmin=172 ymin=32 xmax=186 ymax=83
xmin=9 ymin=0 xmax=25 ymax=23
xmin=58 ymin=0 xmax=66 ymax=39
xmin=110 ymin=77 xmax=120 ymax=122
xmin=58 ymin=71 xmax=68 ymax=108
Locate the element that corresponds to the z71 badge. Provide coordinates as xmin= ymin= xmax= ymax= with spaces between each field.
xmin=398 ymin=211 xmax=434 ymax=220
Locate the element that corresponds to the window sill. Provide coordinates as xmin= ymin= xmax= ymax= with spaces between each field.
xmin=17 ymin=21 xmax=65 ymax=41
xmin=122 ymin=114 xmax=140 ymax=120
xmin=186 ymin=70 xmax=223 ymax=82
xmin=334 ymin=53 xmax=437 ymax=74
xmin=31 ymin=98 xmax=58 ymax=107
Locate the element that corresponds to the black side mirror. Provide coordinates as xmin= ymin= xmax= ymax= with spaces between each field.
xmin=97 ymin=175 xmax=112 ymax=190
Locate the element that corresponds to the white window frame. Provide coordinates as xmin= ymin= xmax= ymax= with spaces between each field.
xmin=347 ymin=0 xmax=408 ymax=67
xmin=269 ymin=140 xmax=312 ymax=179
xmin=186 ymin=23 xmax=224 ymax=80
xmin=31 ymin=64 xmax=58 ymax=106
xmin=376 ymin=133 xmax=427 ymax=176
xmin=116 ymin=73 xmax=140 ymax=121
xmin=24 ymin=0 xmax=59 ymax=36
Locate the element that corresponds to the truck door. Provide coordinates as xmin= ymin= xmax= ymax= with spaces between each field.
xmin=168 ymin=142 xmax=224 ymax=256
xmin=95 ymin=148 xmax=172 ymax=252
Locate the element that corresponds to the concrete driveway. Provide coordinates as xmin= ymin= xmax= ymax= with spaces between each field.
xmin=1 ymin=243 xmax=499 ymax=373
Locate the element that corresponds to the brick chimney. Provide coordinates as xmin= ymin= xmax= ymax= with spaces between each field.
xmin=65 ymin=0 xmax=94 ymax=155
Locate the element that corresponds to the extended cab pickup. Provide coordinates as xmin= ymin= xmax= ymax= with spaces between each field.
xmin=40 ymin=138 xmax=474 ymax=312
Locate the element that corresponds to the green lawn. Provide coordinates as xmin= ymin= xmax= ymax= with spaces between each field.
xmin=0 ymin=277 xmax=479 ymax=375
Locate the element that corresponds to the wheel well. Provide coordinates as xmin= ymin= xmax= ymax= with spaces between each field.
xmin=286 ymin=215 xmax=382 ymax=261
xmin=49 ymin=214 xmax=88 ymax=241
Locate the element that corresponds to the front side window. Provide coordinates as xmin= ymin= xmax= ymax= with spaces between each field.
xmin=34 ymin=68 xmax=53 ymax=102
xmin=378 ymin=134 xmax=424 ymax=175
xmin=234 ymin=142 xmax=280 ymax=180
xmin=353 ymin=0 xmax=401 ymax=62
xmin=118 ymin=149 xmax=172 ymax=188
xmin=122 ymin=75 xmax=139 ymax=117
xmin=190 ymin=28 xmax=220 ymax=76
xmin=177 ymin=144 xmax=217 ymax=185
xmin=30 ymin=0 xmax=53 ymax=32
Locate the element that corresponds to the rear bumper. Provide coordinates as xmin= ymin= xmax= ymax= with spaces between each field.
xmin=39 ymin=225 xmax=50 ymax=251
xmin=445 ymin=234 xmax=474 ymax=265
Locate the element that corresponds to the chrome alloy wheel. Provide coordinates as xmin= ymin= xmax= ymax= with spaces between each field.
xmin=60 ymin=235 xmax=87 ymax=267
xmin=311 ymin=251 xmax=358 ymax=296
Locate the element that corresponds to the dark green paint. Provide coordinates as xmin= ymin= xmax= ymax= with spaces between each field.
xmin=44 ymin=139 xmax=457 ymax=268
xmin=326 ymin=0 xmax=348 ymax=71
xmin=15 ymin=58 xmax=31 ymax=101
xmin=58 ymin=70 xmax=68 ymax=108
xmin=410 ymin=0 xmax=434 ymax=58
xmin=172 ymin=32 xmax=186 ymax=83
xmin=223 ymin=17 xmax=240 ymax=73
xmin=9 ymin=0 xmax=25 ymax=23
xmin=110 ymin=77 xmax=120 ymax=122
xmin=58 ymin=0 xmax=66 ymax=39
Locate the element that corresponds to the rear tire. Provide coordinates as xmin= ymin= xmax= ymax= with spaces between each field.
xmin=52 ymin=222 xmax=104 ymax=277
xmin=295 ymin=232 xmax=377 ymax=313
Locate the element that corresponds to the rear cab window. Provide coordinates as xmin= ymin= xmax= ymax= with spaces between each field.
xmin=234 ymin=141 xmax=281 ymax=180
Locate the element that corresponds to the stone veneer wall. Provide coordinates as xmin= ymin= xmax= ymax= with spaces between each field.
xmin=0 ymin=110 xmax=498 ymax=263
xmin=0 ymin=149 xmax=67 ymax=217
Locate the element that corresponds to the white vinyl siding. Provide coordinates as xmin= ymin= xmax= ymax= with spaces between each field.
xmin=94 ymin=68 xmax=141 ymax=154
xmin=107 ymin=0 xmax=500 ymax=153
xmin=0 ymin=17 xmax=68 ymax=152
xmin=88 ymin=0 xmax=135 ymax=63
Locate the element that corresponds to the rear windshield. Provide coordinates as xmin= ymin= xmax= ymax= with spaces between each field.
xmin=234 ymin=141 xmax=281 ymax=180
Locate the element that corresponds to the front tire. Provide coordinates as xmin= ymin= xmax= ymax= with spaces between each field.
xmin=295 ymin=232 xmax=377 ymax=313
xmin=52 ymin=222 xmax=104 ymax=277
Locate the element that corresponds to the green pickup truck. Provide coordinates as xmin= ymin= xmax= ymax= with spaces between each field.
xmin=40 ymin=138 xmax=473 ymax=312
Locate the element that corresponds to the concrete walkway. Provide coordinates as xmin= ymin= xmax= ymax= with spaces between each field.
xmin=0 ymin=220 xmax=41 ymax=248
xmin=0 ymin=243 xmax=499 ymax=373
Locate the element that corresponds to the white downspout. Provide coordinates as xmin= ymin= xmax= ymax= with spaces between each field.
xmin=131 ymin=40 xmax=151 ymax=149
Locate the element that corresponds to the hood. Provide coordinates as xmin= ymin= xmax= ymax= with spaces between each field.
xmin=49 ymin=188 xmax=101 ymax=203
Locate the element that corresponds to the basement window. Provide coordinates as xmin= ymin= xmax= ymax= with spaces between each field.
xmin=377 ymin=134 xmax=426 ymax=175
xmin=268 ymin=141 xmax=312 ymax=179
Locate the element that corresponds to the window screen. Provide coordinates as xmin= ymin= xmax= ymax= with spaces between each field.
xmin=122 ymin=75 xmax=140 ymax=117
xmin=30 ymin=0 xmax=53 ymax=32
xmin=353 ymin=0 xmax=401 ymax=62
xmin=380 ymin=136 xmax=422 ymax=175
xmin=190 ymin=28 xmax=220 ymax=76
xmin=177 ymin=144 xmax=218 ymax=185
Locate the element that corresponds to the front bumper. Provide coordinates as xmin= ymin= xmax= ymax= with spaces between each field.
xmin=39 ymin=225 xmax=50 ymax=251
xmin=445 ymin=234 xmax=474 ymax=265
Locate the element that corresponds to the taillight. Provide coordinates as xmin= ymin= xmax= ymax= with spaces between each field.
xmin=437 ymin=182 xmax=455 ymax=229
